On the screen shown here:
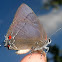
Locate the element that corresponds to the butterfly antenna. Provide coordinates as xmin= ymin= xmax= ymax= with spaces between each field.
xmin=50 ymin=27 xmax=62 ymax=38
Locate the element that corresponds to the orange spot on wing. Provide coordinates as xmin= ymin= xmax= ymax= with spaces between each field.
xmin=8 ymin=45 xmax=10 ymax=47
xmin=8 ymin=35 xmax=12 ymax=40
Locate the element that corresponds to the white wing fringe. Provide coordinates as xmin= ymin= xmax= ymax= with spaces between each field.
xmin=15 ymin=49 xmax=30 ymax=54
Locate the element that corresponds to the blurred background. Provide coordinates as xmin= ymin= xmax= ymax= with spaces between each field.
xmin=0 ymin=0 xmax=62 ymax=62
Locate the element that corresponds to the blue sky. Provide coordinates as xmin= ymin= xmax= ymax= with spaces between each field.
xmin=0 ymin=0 xmax=62 ymax=62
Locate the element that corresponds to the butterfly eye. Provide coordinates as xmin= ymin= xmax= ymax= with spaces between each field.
xmin=8 ymin=35 xmax=12 ymax=40
xmin=48 ymin=38 xmax=51 ymax=44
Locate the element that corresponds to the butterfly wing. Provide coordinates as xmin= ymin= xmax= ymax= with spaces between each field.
xmin=4 ymin=4 xmax=47 ymax=54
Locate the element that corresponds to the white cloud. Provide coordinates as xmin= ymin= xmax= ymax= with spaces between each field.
xmin=42 ymin=0 xmax=48 ymax=3
xmin=38 ymin=9 xmax=62 ymax=37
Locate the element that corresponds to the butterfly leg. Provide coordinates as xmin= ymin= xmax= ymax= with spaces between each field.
xmin=44 ymin=46 xmax=49 ymax=54
xmin=29 ymin=47 xmax=35 ymax=58
xmin=41 ymin=50 xmax=44 ymax=59
xmin=29 ymin=51 xmax=32 ymax=58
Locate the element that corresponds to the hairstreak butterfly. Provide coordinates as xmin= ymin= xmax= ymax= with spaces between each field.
xmin=4 ymin=3 xmax=51 ymax=54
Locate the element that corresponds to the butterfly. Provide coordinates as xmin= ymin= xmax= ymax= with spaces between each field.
xmin=4 ymin=3 xmax=51 ymax=55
